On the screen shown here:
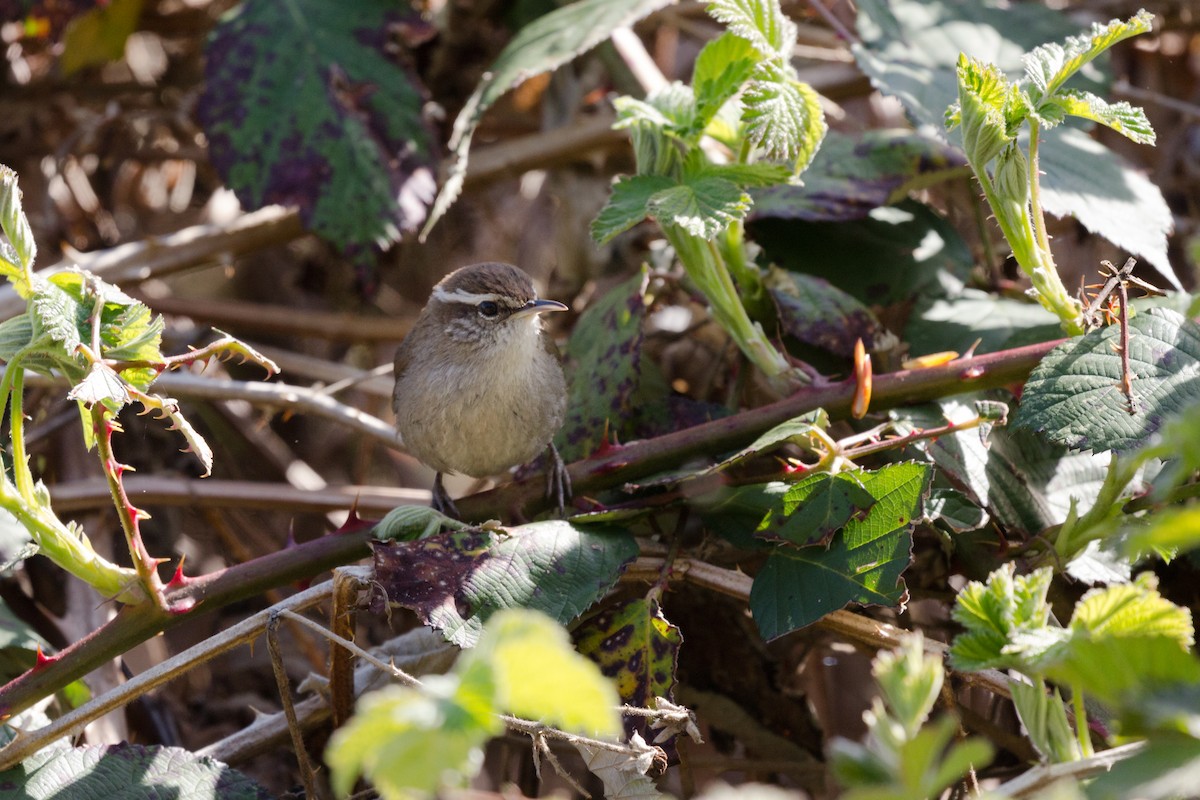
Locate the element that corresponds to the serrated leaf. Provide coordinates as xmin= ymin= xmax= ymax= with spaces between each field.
xmin=1038 ymin=90 xmax=1155 ymax=144
xmin=648 ymin=176 xmax=750 ymax=238
xmin=473 ymin=609 xmax=621 ymax=736
xmin=575 ymin=733 xmax=666 ymax=800
xmin=925 ymin=488 xmax=989 ymax=533
xmin=1014 ymin=307 xmax=1200 ymax=453
xmin=1 ymin=742 xmax=272 ymax=799
xmin=58 ymin=0 xmax=142 ymax=76
xmin=743 ymin=64 xmax=827 ymax=172
xmin=767 ymin=267 xmax=889 ymax=357
xmin=949 ymin=564 xmax=1057 ymax=673
xmin=591 ymin=175 xmax=675 ymax=244
xmin=370 ymin=520 xmax=638 ymax=648
xmin=1123 ymin=505 xmax=1200 ymax=561
xmin=1046 ymin=635 xmax=1200 ymax=710
xmin=326 ymin=674 xmax=499 ymax=800
xmin=952 ymin=55 xmax=1015 ymax=165
xmin=1070 ymin=573 xmax=1194 ymax=648
xmin=872 ymin=633 xmax=943 ymax=735
xmin=750 ymin=462 xmax=929 ymax=639
xmin=425 ymin=0 xmax=676 ymax=236
xmin=1022 ymin=11 xmax=1154 ymax=101
xmin=706 ymin=0 xmax=796 ymax=56
xmin=67 ymin=362 xmax=131 ymax=408
xmin=0 ymin=313 xmax=34 ymax=362
xmin=198 ymin=0 xmax=437 ymax=259
xmin=692 ymin=32 xmax=758 ymax=131
xmin=0 ymin=166 xmax=36 ymax=287
xmin=694 ymin=162 xmax=793 ymax=188
xmin=374 ymin=505 xmax=467 ymax=542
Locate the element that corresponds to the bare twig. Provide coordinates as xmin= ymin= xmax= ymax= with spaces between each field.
xmin=268 ymin=610 xmax=329 ymax=800
xmin=994 ymin=741 xmax=1146 ymax=797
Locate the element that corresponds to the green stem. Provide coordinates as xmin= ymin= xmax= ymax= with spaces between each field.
xmin=1027 ymin=121 xmax=1055 ymax=269
xmin=1073 ymin=687 xmax=1094 ymax=758
xmin=1052 ymin=452 xmax=1144 ymax=563
xmin=8 ymin=370 xmax=34 ymax=504
xmin=664 ymin=224 xmax=802 ymax=390
xmin=968 ymin=159 xmax=1082 ymax=335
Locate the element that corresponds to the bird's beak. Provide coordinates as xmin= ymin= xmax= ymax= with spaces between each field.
xmin=511 ymin=298 xmax=568 ymax=319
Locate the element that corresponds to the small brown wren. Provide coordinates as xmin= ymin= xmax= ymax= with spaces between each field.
xmin=392 ymin=262 xmax=571 ymax=516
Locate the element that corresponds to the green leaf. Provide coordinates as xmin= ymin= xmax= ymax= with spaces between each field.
xmin=66 ymin=363 xmax=131 ymax=408
xmin=1123 ymin=505 xmax=1200 ymax=561
xmin=647 ymin=175 xmax=751 ymax=238
xmin=766 ymin=267 xmax=890 ymax=358
xmin=1022 ymin=11 xmax=1154 ymax=101
xmin=692 ymin=32 xmax=759 ymax=130
xmin=1046 ymin=635 xmax=1200 ymax=710
xmin=757 ymin=472 xmax=876 ymax=548
xmin=371 ymin=520 xmax=638 ymax=648
xmin=924 ymin=489 xmax=989 ymax=534
xmin=425 ymin=0 xmax=677 ymax=236
xmin=1014 ymin=307 xmax=1200 ymax=453
xmin=374 ymin=505 xmax=468 ymax=542
xmin=575 ymin=598 xmax=681 ymax=739
xmin=555 ymin=266 xmax=669 ymax=462
xmin=326 ymin=674 xmax=500 ymax=800
xmin=198 ymin=0 xmax=438 ymax=258
xmin=872 ymin=633 xmax=943 ymax=737
xmin=1038 ymin=90 xmax=1155 ymax=144
xmin=1070 ymin=574 xmax=1194 ymax=648
xmin=58 ymin=0 xmax=143 ymax=76
xmin=750 ymin=462 xmax=929 ymax=639
xmin=591 ymin=175 xmax=674 ymax=245
xmin=951 ymin=55 xmax=1016 ymax=166
xmin=706 ymin=0 xmax=796 ymax=56
xmin=949 ymin=564 xmax=1057 ymax=673
xmin=0 ymin=166 xmax=36 ymax=287
xmin=473 ymin=609 xmax=621 ymax=736
xmin=743 ymin=64 xmax=828 ymax=172
xmin=0 ymin=743 xmax=272 ymax=799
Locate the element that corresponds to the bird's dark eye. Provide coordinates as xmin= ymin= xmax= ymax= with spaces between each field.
xmin=478 ymin=301 xmax=500 ymax=318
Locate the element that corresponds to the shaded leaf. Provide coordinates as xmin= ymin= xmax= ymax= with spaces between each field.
xmin=749 ymin=130 xmax=968 ymax=223
xmin=426 ymin=0 xmax=676 ymax=235
xmin=692 ymin=32 xmax=758 ymax=131
xmin=0 ymin=165 xmax=36 ymax=286
xmin=1088 ymin=735 xmax=1200 ymax=800
xmin=757 ymin=472 xmax=876 ymax=548
xmin=1009 ymin=679 xmax=1079 ymax=763
xmin=750 ymin=462 xmax=929 ymax=639
xmin=575 ymin=598 xmax=681 ymax=739
xmin=706 ymin=410 xmax=828 ymax=474
xmin=371 ymin=520 xmax=638 ymax=648
xmin=751 ymin=200 xmax=974 ymax=306
xmin=905 ymin=289 xmax=1059 ymax=357
xmin=924 ymin=488 xmax=989 ymax=533
xmin=767 ymin=267 xmax=888 ymax=357
xmin=1014 ymin=308 xmax=1200 ymax=453
xmin=575 ymin=733 xmax=665 ymax=800
xmin=198 ymin=0 xmax=437 ymax=259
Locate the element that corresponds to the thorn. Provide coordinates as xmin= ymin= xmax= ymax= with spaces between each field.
xmin=34 ymin=645 xmax=59 ymax=668
xmin=166 ymin=556 xmax=190 ymax=589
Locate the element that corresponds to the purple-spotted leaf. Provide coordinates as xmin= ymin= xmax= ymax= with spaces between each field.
xmin=371 ymin=520 xmax=638 ymax=648
xmin=766 ymin=268 xmax=889 ymax=357
xmin=198 ymin=0 xmax=437 ymax=261
xmin=749 ymin=130 xmax=967 ymax=223
xmin=555 ymin=266 xmax=668 ymax=462
xmin=575 ymin=597 xmax=682 ymax=741
xmin=750 ymin=462 xmax=930 ymax=639
xmin=1 ymin=743 xmax=271 ymax=799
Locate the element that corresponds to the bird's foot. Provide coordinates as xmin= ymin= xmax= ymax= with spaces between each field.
xmin=431 ymin=473 xmax=461 ymax=519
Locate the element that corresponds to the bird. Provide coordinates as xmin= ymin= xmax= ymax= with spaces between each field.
xmin=392 ymin=262 xmax=571 ymax=517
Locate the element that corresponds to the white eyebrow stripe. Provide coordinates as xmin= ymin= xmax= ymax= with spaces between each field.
xmin=432 ymin=287 xmax=504 ymax=305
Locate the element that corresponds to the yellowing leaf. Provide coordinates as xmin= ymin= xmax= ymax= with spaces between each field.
xmin=479 ymin=609 xmax=621 ymax=737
